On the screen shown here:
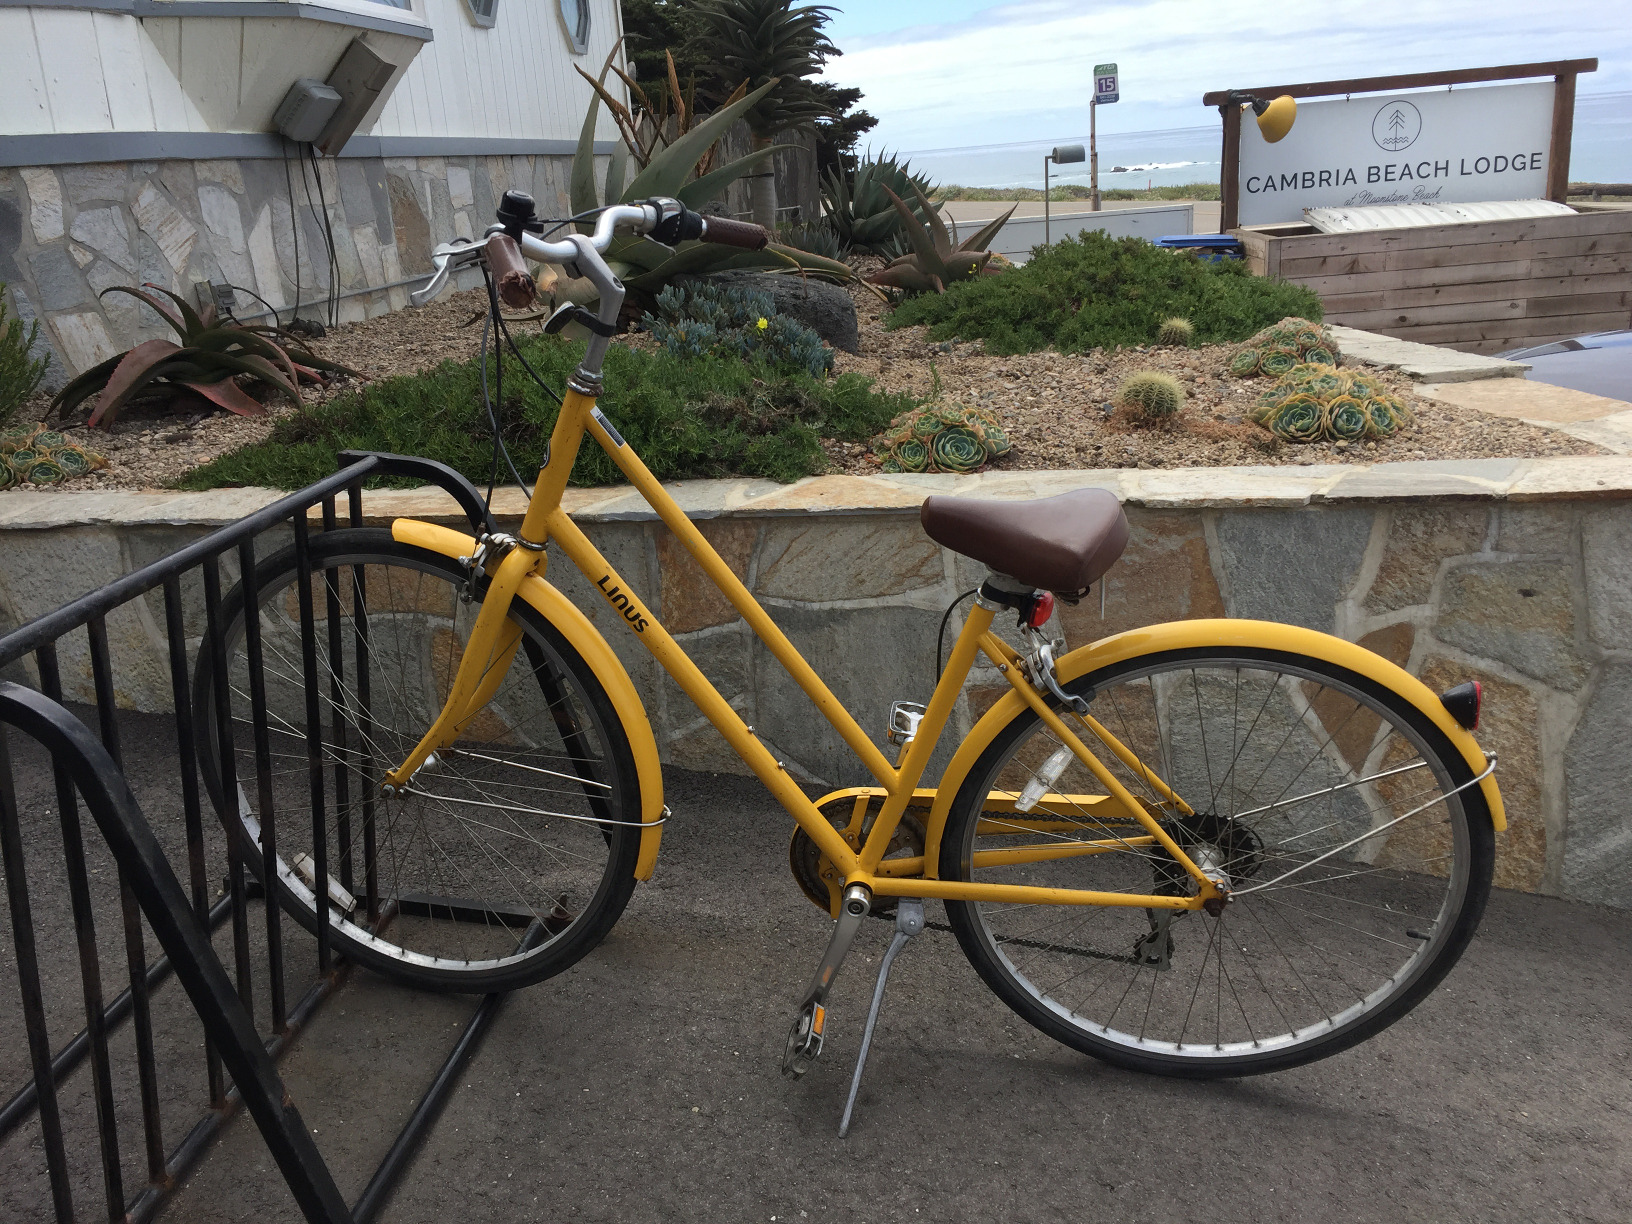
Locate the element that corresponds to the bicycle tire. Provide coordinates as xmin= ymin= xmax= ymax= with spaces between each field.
xmin=939 ymin=645 xmax=1494 ymax=1077
xmin=194 ymin=528 xmax=643 ymax=992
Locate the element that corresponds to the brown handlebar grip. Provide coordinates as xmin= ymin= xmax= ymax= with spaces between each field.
xmin=486 ymin=233 xmax=537 ymax=309
xmin=701 ymin=216 xmax=770 ymax=250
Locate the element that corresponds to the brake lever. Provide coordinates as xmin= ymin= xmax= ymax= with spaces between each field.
xmin=409 ymin=241 xmax=480 ymax=307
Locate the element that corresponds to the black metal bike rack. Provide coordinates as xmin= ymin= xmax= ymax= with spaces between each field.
xmin=0 ymin=453 xmax=521 ymax=1224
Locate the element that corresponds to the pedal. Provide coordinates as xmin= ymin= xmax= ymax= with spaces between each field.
xmin=886 ymin=701 xmax=926 ymax=747
xmin=782 ymin=1000 xmax=827 ymax=1078
xmin=781 ymin=883 xmax=871 ymax=1078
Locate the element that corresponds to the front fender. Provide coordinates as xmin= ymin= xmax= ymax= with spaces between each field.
xmin=391 ymin=520 xmax=666 ymax=880
xmin=923 ymin=618 xmax=1506 ymax=875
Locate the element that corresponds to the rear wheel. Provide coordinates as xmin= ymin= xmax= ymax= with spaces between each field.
xmin=940 ymin=647 xmax=1494 ymax=1076
xmin=195 ymin=529 xmax=643 ymax=992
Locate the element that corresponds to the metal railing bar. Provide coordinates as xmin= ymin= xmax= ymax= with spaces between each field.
xmin=0 ymin=894 xmax=235 ymax=1140
xmin=0 ymin=720 xmax=78 ymax=1223
xmin=33 ymin=640 xmax=127 ymax=1213
xmin=294 ymin=515 xmax=334 ymax=973
xmin=322 ymin=496 xmax=357 ymax=896
xmin=90 ymin=615 xmax=171 ymax=1182
xmin=349 ymin=921 xmax=545 ymax=1224
xmin=349 ymin=485 xmax=381 ymax=922
xmin=203 ymin=555 xmax=257 ymax=1026
xmin=122 ymin=960 xmax=352 ymax=1224
xmin=163 ymin=573 xmax=227 ymax=1106
xmin=0 ymin=682 xmax=355 ymax=1224
xmin=0 ymin=461 xmax=381 ymax=670
xmin=238 ymin=537 xmax=289 ymax=1031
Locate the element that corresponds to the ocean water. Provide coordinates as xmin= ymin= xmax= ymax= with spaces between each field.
xmin=904 ymin=91 xmax=1632 ymax=190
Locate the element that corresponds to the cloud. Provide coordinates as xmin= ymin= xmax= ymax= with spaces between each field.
xmin=823 ymin=0 xmax=1627 ymax=151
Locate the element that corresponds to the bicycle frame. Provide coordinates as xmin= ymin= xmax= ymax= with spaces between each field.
xmin=381 ymin=381 xmax=1227 ymax=917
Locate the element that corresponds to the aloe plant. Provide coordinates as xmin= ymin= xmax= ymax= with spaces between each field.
xmin=567 ymin=63 xmax=855 ymax=300
xmin=821 ymin=153 xmax=940 ymax=254
xmin=50 ymin=285 xmax=355 ymax=428
xmin=866 ymin=183 xmax=1016 ymax=295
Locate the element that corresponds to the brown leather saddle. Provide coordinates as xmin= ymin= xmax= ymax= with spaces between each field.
xmin=920 ymin=488 xmax=1129 ymax=595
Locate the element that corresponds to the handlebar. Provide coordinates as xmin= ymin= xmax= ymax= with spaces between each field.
xmin=408 ymin=199 xmax=770 ymax=308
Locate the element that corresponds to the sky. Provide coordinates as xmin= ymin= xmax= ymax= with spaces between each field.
xmin=818 ymin=1 xmax=1630 ymax=155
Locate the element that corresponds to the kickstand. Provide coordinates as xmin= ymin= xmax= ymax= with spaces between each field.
xmin=838 ymin=899 xmax=924 ymax=1138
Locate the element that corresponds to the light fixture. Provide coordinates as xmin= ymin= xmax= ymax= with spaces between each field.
xmin=1043 ymin=144 xmax=1085 ymax=245
xmin=1221 ymin=91 xmax=1297 ymax=143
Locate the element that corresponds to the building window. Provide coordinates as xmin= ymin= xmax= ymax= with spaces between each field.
xmin=558 ymin=0 xmax=589 ymax=53
xmin=464 ymin=0 xmax=498 ymax=28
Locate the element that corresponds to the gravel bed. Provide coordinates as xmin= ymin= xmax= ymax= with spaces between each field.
xmin=6 ymin=278 xmax=1601 ymax=494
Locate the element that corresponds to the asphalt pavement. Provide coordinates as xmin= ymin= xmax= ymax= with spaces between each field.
xmin=2 ymin=711 xmax=1628 ymax=1224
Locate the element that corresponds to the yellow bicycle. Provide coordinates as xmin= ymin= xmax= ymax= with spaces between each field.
xmin=197 ymin=196 xmax=1503 ymax=1083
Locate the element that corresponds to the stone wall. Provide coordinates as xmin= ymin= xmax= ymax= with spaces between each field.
xmin=1 ymin=456 xmax=1630 ymax=908
xmin=0 ymin=152 xmax=586 ymax=385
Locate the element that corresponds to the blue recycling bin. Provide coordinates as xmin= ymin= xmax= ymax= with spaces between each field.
xmin=1155 ymin=234 xmax=1245 ymax=262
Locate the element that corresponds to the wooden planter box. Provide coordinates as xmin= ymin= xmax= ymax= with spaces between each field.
xmin=1234 ymin=207 xmax=1632 ymax=354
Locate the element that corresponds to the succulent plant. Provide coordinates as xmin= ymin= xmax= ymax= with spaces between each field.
xmin=643 ymin=281 xmax=833 ymax=377
xmin=1116 ymin=371 xmax=1185 ymax=423
xmin=1252 ymin=361 xmax=1414 ymax=444
xmin=49 ymin=285 xmax=355 ymax=428
xmin=2 ymin=283 xmax=51 ymax=428
xmin=1156 ymin=316 xmax=1195 ymax=347
xmin=822 ymin=153 xmax=941 ymax=254
xmin=568 ymin=63 xmax=855 ymax=302
xmin=871 ymin=401 xmax=1011 ymax=473
xmin=866 ymin=182 xmax=1016 ymax=295
xmin=775 ymin=219 xmax=848 ymax=260
xmin=1227 ymin=316 xmax=1340 ymax=379
xmin=0 ymin=424 xmax=107 ymax=488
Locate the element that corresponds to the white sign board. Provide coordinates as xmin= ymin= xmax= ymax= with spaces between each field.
xmin=1237 ymin=81 xmax=1554 ymax=225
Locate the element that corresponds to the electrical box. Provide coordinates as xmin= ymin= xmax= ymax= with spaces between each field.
xmin=194 ymin=279 xmax=238 ymax=316
xmin=316 ymin=39 xmax=401 ymax=157
xmin=273 ymin=79 xmax=343 ymax=144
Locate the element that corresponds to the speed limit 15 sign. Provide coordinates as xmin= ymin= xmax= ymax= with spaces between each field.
xmin=1094 ymin=63 xmax=1118 ymax=104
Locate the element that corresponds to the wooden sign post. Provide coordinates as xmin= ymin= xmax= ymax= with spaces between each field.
xmin=1204 ymin=59 xmax=1597 ymax=231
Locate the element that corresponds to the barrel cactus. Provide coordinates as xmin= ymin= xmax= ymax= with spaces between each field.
xmin=1116 ymin=372 xmax=1185 ymax=423
xmin=1227 ymin=316 xmax=1340 ymax=379
xmin=1 ymin=424 xmax=108 ymax=488
xmin=872 ymin=401 xmax=1012 ymax=474
xmin=1251 ymin=362 xmax=1414 ymax=445
xmin=1156 ymin=317 xmax=1195 ymax=347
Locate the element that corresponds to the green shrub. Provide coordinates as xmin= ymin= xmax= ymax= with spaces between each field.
xmin=885 ymin=231 xmax=1322 ymax=355
xmin=1116 ymin=371 xmax=1184 ymax=423
xmin=177 ymin=332 xmax=913 ymax=491
xmin=1 ymin=285 xmax=51 ymax=427
xmin=643 ymin=281 xmax=834 ymax=378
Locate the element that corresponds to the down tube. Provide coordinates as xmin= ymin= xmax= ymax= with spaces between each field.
xmin=541 ymin=510 xmax=859 ymax=875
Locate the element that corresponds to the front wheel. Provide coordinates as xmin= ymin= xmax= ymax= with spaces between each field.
xmin=939 ymin=646 xmax=1494 ymax=1077
xmin=194 ymin=528 xmax=644 ymax=992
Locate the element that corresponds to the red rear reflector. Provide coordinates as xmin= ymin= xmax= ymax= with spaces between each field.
xmin=1439 ymin=681 xmax=1481 ymax=731
xmin=1025 ymin=590 xmax=1056 ymax=629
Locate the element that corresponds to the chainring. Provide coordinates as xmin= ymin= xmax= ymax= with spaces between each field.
xmin=789 ymin=793 xmax=927 ymax=918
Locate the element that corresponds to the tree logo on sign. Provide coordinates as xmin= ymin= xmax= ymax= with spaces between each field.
xmin=1371 ymin=100 xmax=1422 ymax=151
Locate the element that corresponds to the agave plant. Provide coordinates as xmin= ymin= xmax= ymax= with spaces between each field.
xmin=821 ymin=153 xmax=940 ymax=253
xmin=51 ymin=285 xmax=355 ymax=428
xmin=566 ymin=63 xmax=855 ymax=303
xmin=866 ymin=183 xmax=1016 ymax=295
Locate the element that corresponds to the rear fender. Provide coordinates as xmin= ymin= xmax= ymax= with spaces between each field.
xmin=391 ymin=520 xmax=666 ymax=879
xmin=922 ymin=618 xmax=1505 ymax=875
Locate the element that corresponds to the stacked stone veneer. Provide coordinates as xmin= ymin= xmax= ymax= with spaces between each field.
xmin=0 ymin=154 xmax=581 ymax=386
xmin=1 ymin=457 xmax=1629 ymax=908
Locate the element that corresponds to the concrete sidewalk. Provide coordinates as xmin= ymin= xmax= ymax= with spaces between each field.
xmin=159 ymin=769 xmax=1631 ymax=1224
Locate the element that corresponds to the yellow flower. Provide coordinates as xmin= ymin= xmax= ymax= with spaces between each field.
xmin=756 ymin=317 xmax=769 ymax=330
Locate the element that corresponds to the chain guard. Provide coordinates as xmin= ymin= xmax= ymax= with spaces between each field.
xmin=789 ymin=793 xmax=927 ymax=918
